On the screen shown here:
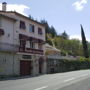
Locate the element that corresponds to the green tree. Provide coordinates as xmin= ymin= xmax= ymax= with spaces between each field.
xmin=40 ymin=20 xmax=57 ymax=44
xmin=40 ymin=20 xmax=50 ymax=34
xmin=60 ymin=31 xmax=69 ymax=39
xmin=50 ymin=26 xmax=57 ymax=37
xmin=88 ymin=42 xmax=90 ymax=57
xmin=28 ymin=15 xmax=34 ymax=20
xmin=81 ymin=25 xmax=89 ymax=58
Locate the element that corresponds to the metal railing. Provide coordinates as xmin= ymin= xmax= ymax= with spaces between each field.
xmin=19 ymin=47 xmax=44 ymax=55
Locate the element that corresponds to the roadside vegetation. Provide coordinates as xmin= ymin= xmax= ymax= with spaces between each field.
xmin=58 ymin=58 xmax=90 ymax=73
xmin=41 ymin=20 xmax=90 ymax=73
xmin=40 ymin=19 xmax=90 ymax=57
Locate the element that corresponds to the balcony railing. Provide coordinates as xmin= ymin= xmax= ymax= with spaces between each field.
xmin=0 ymin=43 xmax=19 ymax=52
xmin=19 ymin=34 xmax=45 ymax=44
xmin=19 ymin=47 xmax=44 ymax=55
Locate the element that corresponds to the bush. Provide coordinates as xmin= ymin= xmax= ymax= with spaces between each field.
xmin=58 ymin=58 xmax=90 ymax=72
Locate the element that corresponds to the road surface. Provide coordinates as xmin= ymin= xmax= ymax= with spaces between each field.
xmin=0 ymin=70 xmax=90 ymax=90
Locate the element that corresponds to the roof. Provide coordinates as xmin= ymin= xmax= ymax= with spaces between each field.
xmin=0 ymin=11 xmax=45 ymax=27
xmin=0 ymin=13 xmax=17 ymax=21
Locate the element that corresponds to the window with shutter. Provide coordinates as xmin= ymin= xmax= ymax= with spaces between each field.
xmin=20 ymin=20 xmax=26 ymax=29
xmin=30 ymin=42 xmax=35 ymax=49
xmin=38 ymin=27 xmax=43 ymax=35
xmin=29 ymin=24 xmax=35 ymax=33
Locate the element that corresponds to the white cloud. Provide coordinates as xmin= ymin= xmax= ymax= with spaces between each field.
xmin=72 ymin=0 xmax=88 ymax=11
xmin=0 ymin=3 xmax=30 ymax=16
xmin=70 ymin=35 xmax=90 ymax=42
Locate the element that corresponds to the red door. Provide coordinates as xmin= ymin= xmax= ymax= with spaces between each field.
xmin=20 ymin=60 xmax=31 ymax=76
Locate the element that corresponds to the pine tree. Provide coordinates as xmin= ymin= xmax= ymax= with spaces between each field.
xmin=61 ymin=31 xmax=69 ymax=39
xmin=81 ymin=25 xmax=89 ymax=58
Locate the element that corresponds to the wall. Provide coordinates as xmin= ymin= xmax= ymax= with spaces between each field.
xmin=0 ymin=12 xmax=46 ymax=76
xmin=0 ymin=16 xmax=15 ymax=44
xmin=0 ymin=52 xmax=18 ymax=75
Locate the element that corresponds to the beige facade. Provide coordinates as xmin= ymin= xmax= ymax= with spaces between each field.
xmin=0 ymin=4 xmax=46 ymax=76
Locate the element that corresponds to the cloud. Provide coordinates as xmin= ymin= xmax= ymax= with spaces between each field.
xmin=70 ymin=35 xmax=90 ymax=42
xmin=70 ymin=35 xmax=82 ymax=40
xmin=0 ymin=3 xmax=30 ymax=16
xmin=72 ymin=0 xmax=88 ymax=11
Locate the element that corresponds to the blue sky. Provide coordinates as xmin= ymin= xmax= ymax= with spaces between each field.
xmin=0 ymin=0 xmax=90 ymax=41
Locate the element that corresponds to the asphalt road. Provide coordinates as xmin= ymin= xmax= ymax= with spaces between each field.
xmin=0 ymin=70 xmax=90 ymax=90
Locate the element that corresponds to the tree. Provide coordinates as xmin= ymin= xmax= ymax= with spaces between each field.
xmin=40 ymin=20 xmax=57 ymax=45
xmin=28 ymin=15 xmax=34 ymax=20
xmin=50 ymin=26 xmax=57 ymax=37
xmin=81 ymin=25 xmax=89 ymax=58
xmin=60 ymin=31 xmax=69 ymax=39
xmin=40 ymin=20 xmax=50 ymax=34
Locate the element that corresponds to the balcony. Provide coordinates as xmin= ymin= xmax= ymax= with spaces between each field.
xmin=0 ymin=43 xmax=19 ymax=52
xmin=19 ymin=34 xmax=45 ymax=44
xmin=19 ymin=47 xmax=44 ymax=55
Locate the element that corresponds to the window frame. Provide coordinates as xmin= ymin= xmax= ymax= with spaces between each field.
xmin=20 ymin=20 xmax=26 ymax=30
xmin=30 ymin=42 xmax=35 ymax=49
xmin=38 ymin=27 xmax=43 ymax=35
xmin=38 ymin=43 xmax=43 ymax=50
xmin=29 ymin=24 xmax=35 ymax=33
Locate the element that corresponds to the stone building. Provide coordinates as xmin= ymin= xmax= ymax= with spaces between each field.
xmin=0 ymin=2 xmax=46 ymax=76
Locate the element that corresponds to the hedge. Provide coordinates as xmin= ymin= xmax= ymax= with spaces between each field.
xmin=58 ymin=58 xmax=90 ymax=72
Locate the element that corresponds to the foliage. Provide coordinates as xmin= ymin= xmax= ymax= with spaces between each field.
xmin=59 ymin=59 xmax=90 ymax=72
xmin=40 ymin=19 xmax=90 ymax=57
xmin=48 ymin=58 xmax=90 ymax=74
xmin=60 ymin=31 xmax=69 ymax=39
xmin=81 ymin=25 xmax=89 ymax=58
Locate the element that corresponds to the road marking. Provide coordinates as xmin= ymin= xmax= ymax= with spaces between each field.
xmin=34 ymin=86 xmax=48 ymax=90
xmin=64 ymin=77 xmax=75 ymax=82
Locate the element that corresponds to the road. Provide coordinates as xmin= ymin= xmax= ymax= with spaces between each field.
xmin=0 ymin=70 xmax=90 ymax=90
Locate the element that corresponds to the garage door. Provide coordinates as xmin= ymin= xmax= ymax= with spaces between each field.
xmin=20 ymin=60 xmax=31 ymax=76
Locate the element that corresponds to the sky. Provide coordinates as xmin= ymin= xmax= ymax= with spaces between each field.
xmin=0 ymin=0 xmax=90 ymax=41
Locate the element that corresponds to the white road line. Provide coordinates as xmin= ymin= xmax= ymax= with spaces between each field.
xmin=34 ymin=86 xmax=48 ymax=90
xmin=64 ymin=77 xmax=75 ymax=82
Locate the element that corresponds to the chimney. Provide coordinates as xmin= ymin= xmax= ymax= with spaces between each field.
xmin=2 ymin=2 xmax=7 ymax=11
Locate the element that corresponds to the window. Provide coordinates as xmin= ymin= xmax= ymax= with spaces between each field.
xmin=26 ymin=41 xmax=30 ymax=48
xmin=29 ymin=24 xmax=34 ymax=33
xmin=38 ymin=43 xmax=43 ymax=50
xmin=20 ymin=20 xmax=26 ymax=29
xmin=38 ymin=27 xmax=42 ymax=35
xmin=20 ymin=40 xmax=26 ymax=51
xmin=30 ymin=42 xmax=35 ymax=49
xmin=0 ymin=29 xmax=4 ymax=35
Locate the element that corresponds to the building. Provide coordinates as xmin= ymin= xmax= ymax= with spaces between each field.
xmin=0 ymin=2 xmax=46 ymax=76
xmin=45 ymin=43 xmax=61 ymax=73
xmin=45 ymin=43 xmax=78 ymax=74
